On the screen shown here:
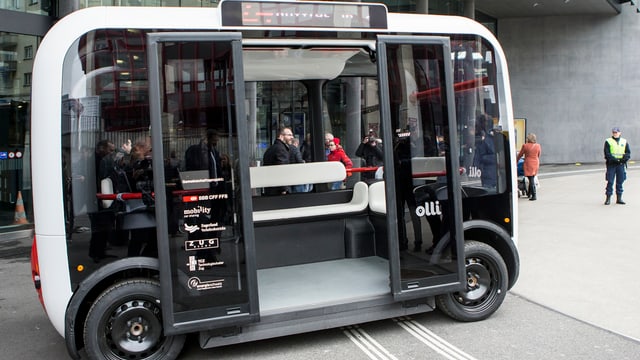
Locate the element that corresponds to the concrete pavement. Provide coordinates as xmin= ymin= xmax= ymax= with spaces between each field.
xmin=512 ymin=163 xmax=640 ymax=341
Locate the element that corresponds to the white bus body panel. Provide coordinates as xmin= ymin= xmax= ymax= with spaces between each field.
xmin=31 ymin=5 xmax=516 ymax=337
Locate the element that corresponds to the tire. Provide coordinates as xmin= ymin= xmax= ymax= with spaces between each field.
xmin=83 ymin=278 xmax=186 ymax=360
xmin=436 ymin=240 xmax=508 ymax=322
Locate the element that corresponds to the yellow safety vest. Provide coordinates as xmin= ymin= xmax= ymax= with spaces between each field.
xmin=606 ymin=137 xmax=627 ymax=159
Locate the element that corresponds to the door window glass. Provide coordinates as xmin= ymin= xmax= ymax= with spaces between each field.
xmin=384 ymin=41 xmax=460 ymax=288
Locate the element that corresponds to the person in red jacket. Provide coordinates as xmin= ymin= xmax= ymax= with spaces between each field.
xmin=327 ymin=137 xmax=353 ymax=190
xmin=516 ymin=133 xmax=541 ymax=201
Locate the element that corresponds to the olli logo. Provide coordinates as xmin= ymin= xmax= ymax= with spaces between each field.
xmin=416 ymin=201 xmax=441 ymax=217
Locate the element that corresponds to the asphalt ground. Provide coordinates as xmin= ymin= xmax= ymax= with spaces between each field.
xmin=2 ymin=161 xmax=638 ymax=343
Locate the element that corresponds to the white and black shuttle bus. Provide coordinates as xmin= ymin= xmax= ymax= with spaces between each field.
xmin=29 ymin=1 xmax=520 ymax=358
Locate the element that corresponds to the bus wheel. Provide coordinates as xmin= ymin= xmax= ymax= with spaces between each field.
xmin=436 ymin=240 xmax=508 ymax=322
xmin=83 ymin=278 xmax=186 ymax=360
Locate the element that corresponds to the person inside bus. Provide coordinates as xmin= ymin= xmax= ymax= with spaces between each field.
xmin=327 ymin=137 xmax=353 ymax=190
xmin=289 ymin=136 xmax=311 ymax=193
xmin=300 ymin=132 xmax=313 ymax=163
xmin=262 ymin=127 xmax=294 ymax=195
xmin=88 ymin=139 xmax=118 ymax=262
xmin=183 ymin=130 xmax=228 ymax=264
xmin=126 ymin=140 xmax=157 ymax=257
xmin=324 ymin=132 xmax=334 ymax=159
xmin=393 ymin=131 xmax=422 ymax=252
xmin=185 ymin=129 xmax=224 ymax=192
xmin=473 ymin=114 xmax=497 ymax=189
xmin=96 ymin=139 xmax=133 ymax=248
xmin=183 ymin=130 xmax=227 ymax=215
xmin=355 ymin=130 xmax=384 ymax=184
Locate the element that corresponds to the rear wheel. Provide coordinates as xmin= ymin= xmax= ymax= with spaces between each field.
xmin=436 ymin=240 xmax=508 ymax=321
xmin=83 ymin=278 xmax=186 ymax=360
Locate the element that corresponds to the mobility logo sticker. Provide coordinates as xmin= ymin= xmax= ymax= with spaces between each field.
xmin=183 ymin=205 xmax=212 ymax=218
xmin=187 ymin=276 xmax=224 ymax=291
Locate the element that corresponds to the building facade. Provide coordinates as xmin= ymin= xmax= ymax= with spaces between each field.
xmin=0 ymin=3 xmax=53 ymax=236
xmin=0 ymin=0 xmax=634 ymax=236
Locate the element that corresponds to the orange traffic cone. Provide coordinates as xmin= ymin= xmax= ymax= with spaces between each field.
xmin=13 ymin=191 xmax=28 ymax=225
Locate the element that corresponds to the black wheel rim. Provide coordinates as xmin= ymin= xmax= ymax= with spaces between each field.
xmin=99 ymin=297 xmax=165 ymax=359
xmin=453 ymin=255 xmax=501 ymax=313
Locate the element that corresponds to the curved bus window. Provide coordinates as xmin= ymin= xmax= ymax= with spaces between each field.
xmin=61 ymin=29 xmax=155 ymax=273
xmin=451 ymin=36 xmax=507 ymax=195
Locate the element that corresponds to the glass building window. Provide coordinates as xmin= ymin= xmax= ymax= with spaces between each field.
xmin=0 ymin=0 xmax=50 ymax=14
xmin=24 ymin=45 xmax=32 ymax=59
xmin=0 ymin=32 xmax=38 ymax=230
xmin=0 ymin=0 xmax=20 ymax=10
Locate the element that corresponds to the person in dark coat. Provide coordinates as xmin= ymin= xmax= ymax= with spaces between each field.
xmin=299 ymin=133 xmax=313 ymax=163
xmin=185 ymin=129 xmax=223 ymax=190
xmin=355 ymin=133 xmax=384 ymax=184
xmin=473 ymin=114 xmax=497 ymax=189
xmin=262 ymin=127 xmax=294 ymax=195
xmin=289 ymin=136 xmax=311 ymax=193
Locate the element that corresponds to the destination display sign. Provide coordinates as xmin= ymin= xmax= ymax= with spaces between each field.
xmin=221 ymin=0 xmax=388 ymax=29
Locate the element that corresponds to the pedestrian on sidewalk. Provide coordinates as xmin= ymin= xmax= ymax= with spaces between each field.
xmin=604 ymin=127 xmax=631 ymax=205
xmin=517 ymin=133 xmax=541 ymax=201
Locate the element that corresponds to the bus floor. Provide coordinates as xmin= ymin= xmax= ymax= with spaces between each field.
xmin=257 ymin=256 xmax=390 ymax=314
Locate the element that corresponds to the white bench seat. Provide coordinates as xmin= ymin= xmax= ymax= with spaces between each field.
xmin=368 ymin=180 xmax=386 ymax=215
xmin=253 ymin=181 xmax=368 ymax=222
xmin=250 ymin=162 xmax=368 ymax=222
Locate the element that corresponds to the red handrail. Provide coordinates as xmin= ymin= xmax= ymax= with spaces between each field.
xmin=96 ymin=192 xmax=150 ymax=200
xmin=347 ymin=166 xmax=379 ymax=176
xmin=412 ymin=171 xmax=446 ymax=178
xmin=411 ymin=76 xmax=489 ymax=101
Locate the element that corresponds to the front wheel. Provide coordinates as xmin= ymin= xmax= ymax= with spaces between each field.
xmin=436 ymin=240 xmax=508 ymax=322
xmin=83 ymin=278 xmax=186 ymax=360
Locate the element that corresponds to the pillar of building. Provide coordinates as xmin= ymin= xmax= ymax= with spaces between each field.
xmin=60 ymin=0 xmax=80 ymax=16
xmin=463 ymin=0 xmax=475 ymax=19
xmin=416 ymin=0 xmax=428 ymax=14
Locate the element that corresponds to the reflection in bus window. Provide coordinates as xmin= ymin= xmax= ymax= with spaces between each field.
xmin=452 ymin=37 xmax=506 ymax=195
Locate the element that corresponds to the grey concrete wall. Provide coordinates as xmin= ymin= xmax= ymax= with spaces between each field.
xmin=498 ymin=7 xmax=640 ymax=164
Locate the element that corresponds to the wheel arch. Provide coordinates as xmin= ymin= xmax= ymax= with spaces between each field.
xmin=463 ymin=220 xmax=519 ymax=290
xmin=64 ymin=257 xmax=160 ymax=359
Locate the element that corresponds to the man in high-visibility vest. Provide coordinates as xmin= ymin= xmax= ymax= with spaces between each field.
xmin=604 ymin=127 xmax=631 ymax=205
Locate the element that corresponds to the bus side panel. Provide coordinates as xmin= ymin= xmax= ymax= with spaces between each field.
xmin=33 ymin=234 xmax=72 ymax=336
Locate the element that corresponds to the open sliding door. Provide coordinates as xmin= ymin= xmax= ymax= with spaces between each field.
xmin=377 ymin=35 xmax=466 ymax=300
xmin=147 ymin=32 xmax=259 ymax=335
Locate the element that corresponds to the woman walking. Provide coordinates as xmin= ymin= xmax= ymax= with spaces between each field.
xmin=517 ymin=133 xmax=541 ymax=201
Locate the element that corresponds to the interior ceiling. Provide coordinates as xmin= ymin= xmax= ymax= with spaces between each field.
xmin=475 ymin=0 xmax=621 ymax=18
